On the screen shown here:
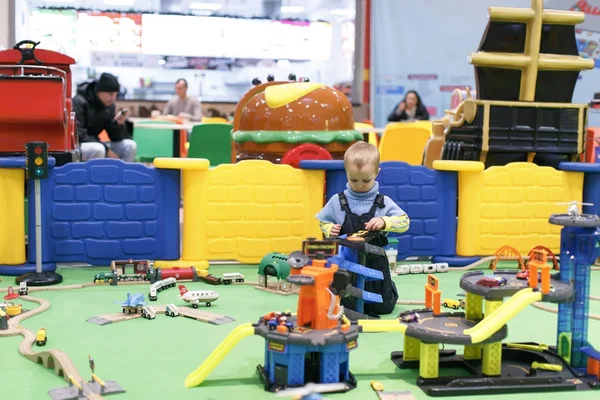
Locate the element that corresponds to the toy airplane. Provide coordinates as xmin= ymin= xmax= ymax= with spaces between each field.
xmin=556 ymin=201 xmax=594 ymax=217
xmin=274 ymin=382 xmax=348 ymax=399
xmin=113 ymin=292 xmax=145 ymax=307
xmin=178 ymin=285 xmax=219 ymax=308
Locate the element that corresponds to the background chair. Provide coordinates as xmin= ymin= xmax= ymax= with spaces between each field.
xmin=132 ymin=120 xmax=175 ymax=162
xmin=187 ymin=123 xmax=233 ymax=166
xmin=379 ymin=122 xmax=432 ymax=165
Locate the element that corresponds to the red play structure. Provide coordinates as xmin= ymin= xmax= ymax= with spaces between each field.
xmin=0 ymin=40 xmax=80 ymax=165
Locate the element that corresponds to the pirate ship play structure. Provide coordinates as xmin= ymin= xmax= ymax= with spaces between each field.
xmin=423 ymin=0 xmax=595 ymax=169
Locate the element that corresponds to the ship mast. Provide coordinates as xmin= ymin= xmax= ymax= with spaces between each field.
xmin=469 ymin=0 xmax=593 ymax=102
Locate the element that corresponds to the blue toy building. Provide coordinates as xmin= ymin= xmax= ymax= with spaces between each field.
xmin=549 ymin=212 xmax=600 ymax=370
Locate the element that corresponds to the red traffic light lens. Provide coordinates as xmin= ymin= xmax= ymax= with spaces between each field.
xmin=34 ymin=147 xmax=42 ymax=155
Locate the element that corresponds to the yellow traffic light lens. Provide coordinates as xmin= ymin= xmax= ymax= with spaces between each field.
xmin=35 ymin=157 xmax=43 ymax=166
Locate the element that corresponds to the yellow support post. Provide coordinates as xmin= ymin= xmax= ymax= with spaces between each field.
xmin=464 ymin=292 xmax=483 ymax=360
xmin=403 ymin=336 xmax=421 ymax=362
xmin=481 ymin=299 xmax=503 ymax=376
xmin=419 ymin=343 xmax=439 ymax=379
xmin=91 ymin=373 xmax=105 ymax=387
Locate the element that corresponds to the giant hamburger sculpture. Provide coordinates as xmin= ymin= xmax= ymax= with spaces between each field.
xmin=232 ymin=74 xmax=364 ymax=167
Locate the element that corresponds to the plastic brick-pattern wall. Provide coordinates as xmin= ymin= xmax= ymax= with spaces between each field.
xmin=454 ymin=162 xmax=583 ymax=256
xmin=28 ymin=159 xmax=181 ymax=265
xmin=301 ymin=160 xmax=457 ymax=260
xmin=190 ymin=160 xmax=323 ymax=263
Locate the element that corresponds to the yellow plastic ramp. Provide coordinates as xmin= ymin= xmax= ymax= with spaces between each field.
xmin=464 ymin=288 xmax=542 ymax=344
xmin=185 ymin=322 xmax=255 ymax=388
xmin=357 ymin=319 xmax=408 ymax=333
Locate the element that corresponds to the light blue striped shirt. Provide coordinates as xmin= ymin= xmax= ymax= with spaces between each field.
xmin=316 ymin=181 xmax=409 ymax=235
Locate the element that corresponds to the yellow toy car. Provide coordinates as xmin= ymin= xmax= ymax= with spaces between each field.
xmin=443 ymin=298 xmax=465 ymax=310
xmin=371 ymin=380 xmax=384 ymax=391
xmin=36 ymin=328 xmax=47 ymax=346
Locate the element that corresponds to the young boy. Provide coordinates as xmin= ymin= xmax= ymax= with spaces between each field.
xmin=316 ymin=141 xmax=410 ymax=315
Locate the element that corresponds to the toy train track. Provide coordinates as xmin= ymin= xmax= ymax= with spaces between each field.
xmin=0 ymin=296 xmax=110 ymax=400
xmin=88 ymin=304 xmax=234 ymax=326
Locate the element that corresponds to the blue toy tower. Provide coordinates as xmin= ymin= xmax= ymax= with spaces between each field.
xmin=549 ymin=211 xmax=600 ymax=370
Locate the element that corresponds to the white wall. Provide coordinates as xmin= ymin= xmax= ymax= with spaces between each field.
xmin=0 ymin=0 xmax=12 ymax=49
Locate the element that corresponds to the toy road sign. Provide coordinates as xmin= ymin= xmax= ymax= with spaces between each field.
xmin=26 ymin=142 xmax=48 ymax=179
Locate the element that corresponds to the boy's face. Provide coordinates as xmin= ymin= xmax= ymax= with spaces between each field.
xmin=346 ymin=164 xmax=379 ymax=193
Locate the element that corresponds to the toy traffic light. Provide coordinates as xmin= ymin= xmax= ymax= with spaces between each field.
xmin=26 ymin=142 xmax=48 ymax=179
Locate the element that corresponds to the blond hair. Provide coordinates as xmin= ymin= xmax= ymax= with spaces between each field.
xmin=344 ymin=141 xmax=380 ymax=171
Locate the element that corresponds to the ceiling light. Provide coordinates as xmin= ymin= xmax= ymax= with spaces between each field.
xmin=189 ymin=2 xmax=222 ymax=10
xmin=102 ymin=0 xmax=135 ymax=5
xmin=281 ymin=5 xmax=304 ymax=13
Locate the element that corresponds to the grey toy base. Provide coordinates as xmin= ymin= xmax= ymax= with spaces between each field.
xmin=48 ymin=380 xmax=125 ymax=400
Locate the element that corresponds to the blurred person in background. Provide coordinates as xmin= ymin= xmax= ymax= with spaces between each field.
xmin=160 ymin=78 xmax=203 ymax=121
xmin=387 ymin=90 xmax=430 ymax=122
xmin=73 ymin=73 xmax=137 ymax=162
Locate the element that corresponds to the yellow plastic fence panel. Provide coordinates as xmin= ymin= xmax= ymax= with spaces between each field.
xmin=188 ymin=160 xmax=323 ymax=263
xmin=453 ymin=162 xmax=583 ymax=256
xmin=0 ymin=168 xmax=26 ymax=264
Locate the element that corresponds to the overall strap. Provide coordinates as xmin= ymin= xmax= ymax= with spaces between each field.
xmin=338 ymin=192 xmax=352 ymax=214
xmin=367 ymin=194 xmax=386 ymax=215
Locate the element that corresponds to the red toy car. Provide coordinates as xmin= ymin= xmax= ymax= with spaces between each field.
xmin=477 ymin=275 xmax=507 ymax=287
xmin=516 ymin=270 xmax=529 ymax=280
xmin=516 ymin=270 xmax=542 ymax=281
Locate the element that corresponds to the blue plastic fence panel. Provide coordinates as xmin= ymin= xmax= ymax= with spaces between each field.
xmin=378 ymin=162 xmax=457 ymax=259
xmin=28 ymin=159 xmax=181 ymax=265
xmin=301 ymin=160 xmax=458 ymax=260
xmin=559 ymin=162 xmax=600 ymax=216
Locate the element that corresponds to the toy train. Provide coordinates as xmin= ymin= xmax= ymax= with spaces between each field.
xmin=395 ymin=262 xmax=449 ymax=275
xmin=149 ymin=278 xmax=176 ymax=301
xmin=94 ymin=266 xmax=200 ymax=285
xmin=93 ymin=271 xmax=147 ymax=284
xmin=222 ymin=272 xmax=245 ymax=284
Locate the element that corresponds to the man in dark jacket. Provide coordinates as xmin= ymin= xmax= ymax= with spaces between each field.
xmin=73 ymin=73 xmax=137 ymax=161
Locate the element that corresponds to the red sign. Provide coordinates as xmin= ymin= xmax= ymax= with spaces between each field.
xmin=4 ymin=286 xmax=19 ymax=300
xmin=571 ymin=0 xmax=600 ymax=16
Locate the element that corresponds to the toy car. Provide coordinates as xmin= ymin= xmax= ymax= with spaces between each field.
xmin=141 ymin=305 xmax=156 ymax=320
xmin=516 ymin=270 xmax=542 ymax=281
xmin=165 ymin=304 xmax=180 ymax=317
xmin=18 ymin=282 xmax=28 ymax=296
xmin=443 ymin=299 xmax=465 ymax=309
xmin=371 ymin=380 xmax=384 ymax=391
xmin=400 ymin=313 xmax=420 ymax=323
xmin=516 ymin=270 xmax=529 ymax=280
xmin=476 ymin=275 xmax=507 ymax=287
xmin=36 ymin=328 xmax=47 ymax=346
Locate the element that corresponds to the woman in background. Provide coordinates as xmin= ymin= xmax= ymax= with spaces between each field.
xmin=387 ymin=90 xmax=430 ymax=122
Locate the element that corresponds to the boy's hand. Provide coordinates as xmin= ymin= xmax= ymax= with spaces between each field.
xmin=365 ymin=217 xmax=385 ymax=231
xmin=330 ymin=224 xmax=341 ymax=237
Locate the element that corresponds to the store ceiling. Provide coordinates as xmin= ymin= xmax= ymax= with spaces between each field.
xmin=32 ymin=0 xmax=356 ymax=20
